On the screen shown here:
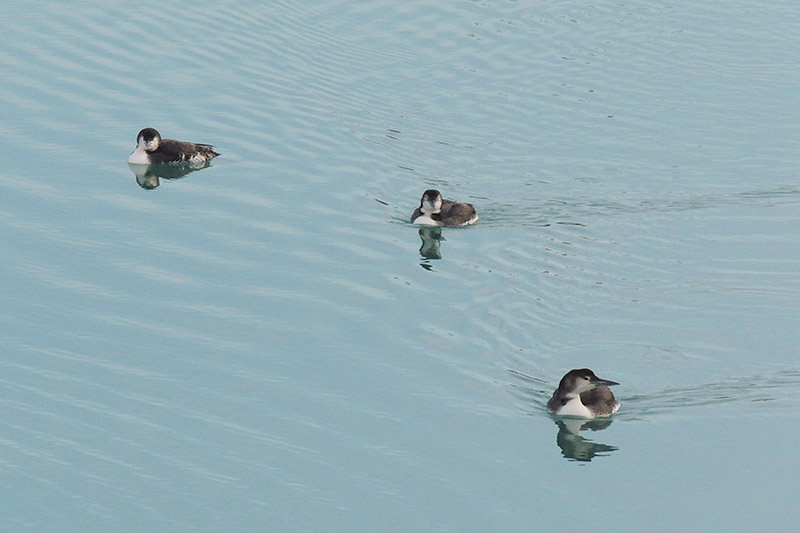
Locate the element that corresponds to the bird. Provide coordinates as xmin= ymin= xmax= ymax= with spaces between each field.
xmin=547 ymin=368 xmax=620 ymax=418
xmin=128 ymin=128 xmax=219 ymax=165
xmin=411 ymin=189 xmax=478 ymax=227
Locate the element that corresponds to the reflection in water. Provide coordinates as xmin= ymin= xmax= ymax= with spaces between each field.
xmin=418 ymin=227 xmax=443 ymax=270
xmin=554 ymin=417 xmax=619 ymax=462
xmin=128 ymin=161 xmax=213 ymax=189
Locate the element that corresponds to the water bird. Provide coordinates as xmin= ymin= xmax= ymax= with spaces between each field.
xmin=128 ymin=128 xmax=220 ymax=165
xmin=411 ymin=189 xmax=478 ymax=227
xmin=547 ymin=368 xmax=620 ymax=418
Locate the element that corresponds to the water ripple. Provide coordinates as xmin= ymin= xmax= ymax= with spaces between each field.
xmin=2 ymin=0 xmax=800 ymax=528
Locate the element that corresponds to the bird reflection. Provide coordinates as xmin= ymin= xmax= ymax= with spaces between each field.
xmin=418 ymin=226 xmax=443 ymax=268
xmin=128 ymin=160 xmax=213 ymax=190
xmin=554 ymin=417 xmax=618 ymax=462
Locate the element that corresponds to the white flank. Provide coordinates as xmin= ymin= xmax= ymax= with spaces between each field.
xmin=462 ymin=213 xmax=479 ymax=226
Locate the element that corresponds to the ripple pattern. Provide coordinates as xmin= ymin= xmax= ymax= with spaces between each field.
xmin=1 ymin=0 xmax=799 ymax=530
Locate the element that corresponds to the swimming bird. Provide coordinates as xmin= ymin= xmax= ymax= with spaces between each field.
xmin=547 ymin=368 xmax=620 ymax=418
xmin=128 ymin=128 xmax=220 ymax=165
xmin=411 ymin=189 xmax=478 ymax=227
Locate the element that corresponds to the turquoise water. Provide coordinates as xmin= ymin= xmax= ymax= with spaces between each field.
xmin=1 ymin=1 xmax=799 ymax=530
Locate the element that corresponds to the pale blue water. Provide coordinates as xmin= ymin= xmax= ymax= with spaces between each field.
xmin=1 ymin=1 xmax=799 ymax=530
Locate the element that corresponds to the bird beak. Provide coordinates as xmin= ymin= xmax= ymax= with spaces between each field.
xmin=594 ymin=377 xmax=619 ymax=387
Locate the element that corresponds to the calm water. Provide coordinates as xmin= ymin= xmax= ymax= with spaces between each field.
xmin=1 ymin=1 xmax=799 ymax=530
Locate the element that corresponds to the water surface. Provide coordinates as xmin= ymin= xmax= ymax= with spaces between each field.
xmin=1 ymin=1 xmax=799 ymax=531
